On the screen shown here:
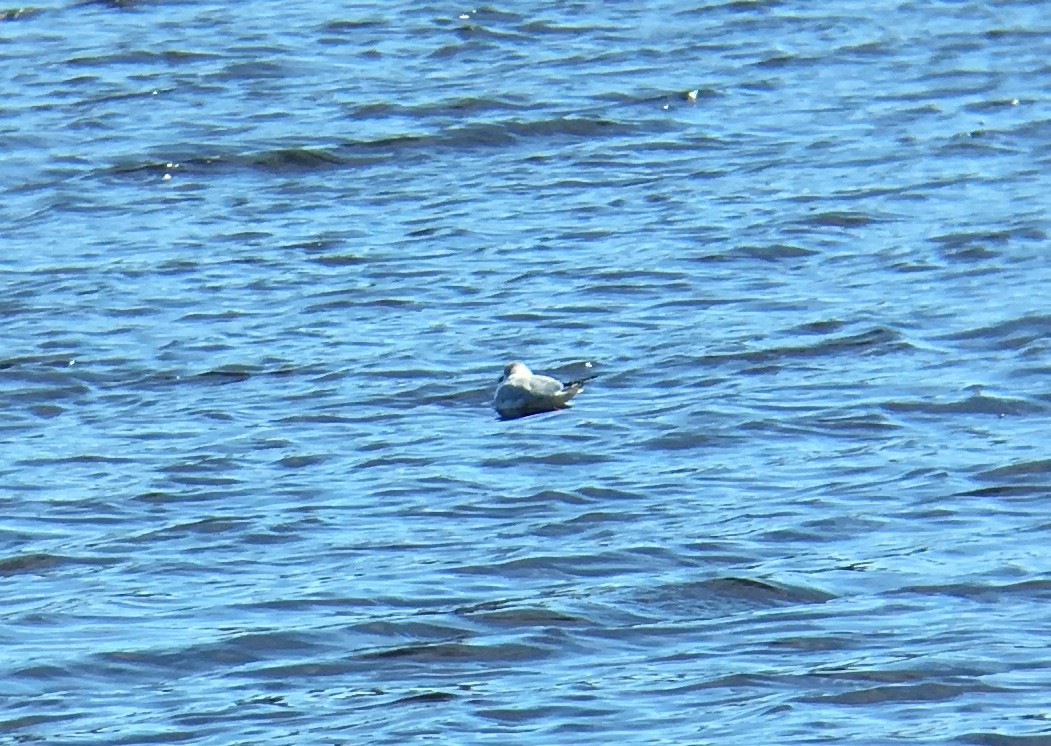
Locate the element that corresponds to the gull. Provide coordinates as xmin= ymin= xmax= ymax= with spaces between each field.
xmin=493 ymin=361 xmax=595 ymax=419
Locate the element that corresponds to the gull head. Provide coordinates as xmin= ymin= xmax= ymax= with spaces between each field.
xmin=500 ymin=360 xmax=531 ymax=382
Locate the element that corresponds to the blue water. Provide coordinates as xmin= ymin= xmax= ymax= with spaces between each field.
xmin=3 ymin=1 xmax=1051 ymax=743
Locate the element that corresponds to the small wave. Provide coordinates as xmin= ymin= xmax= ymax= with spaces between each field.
xmin=0 ymin=354 xmax=81 ymax=371
xmin=882 ymin=393 xmax=1045 ymax=416
xmin=754 ymin=53 xmax=821 ymax=70
xmin=804 ymin=681 xmax=994 ymax=705
xmin=641 ymin=431 xmax=721 ymax=452
xmin=359 ymin=640 xmax=550 ymax=664
xmin=725 ymin=244 xmax=819 ymax=261
xmin=0 ymin=552 xmax=70 ymax=576
xmin=810 ymin=413 xmax=902 ymax=433
xmin=357 ymin=455 xmax=436 ymax=469
xmin=955 ymin=485 xmax=1047 ymax=499
xmin=798 ymin=210 xmax=887 ymax=228
xmin=2 ymin=7 xmax=42 ymax=21
xmin=251 ymin=147 xmax=347 ymax=170
xmin=460 ymin=604 xmax=587 ymax=627
xmin=455 ymin=550 xmax=641 ymax=579
xmin=701 ymin=326 xmax=909 ymax=368
xmin=893 ymin=579 xmax=1051 ymax=601
xmin=74 ymin=0 xmax=149 ymax=8
xmin=930 ymin=226 xmax=1044 ymax=251
xmin=103 ymin=110 xmax=647 ymax=182
xmin=938 ymin=314 xmax=1051 ymax=352
xmin=66 ymin=48 xmax=219 ymax=67
xmin=634 ymin=576 xmax=835 ymax=620
xmin=958 ymin=731 xmax=1051 ymax=745
xmin=392 ymin=690 xmax=458 ymax=705
xmin=482 ymin=450 xmax=614 ymax=467
xmin=975 ymin=459 xmax=1051 ymax=483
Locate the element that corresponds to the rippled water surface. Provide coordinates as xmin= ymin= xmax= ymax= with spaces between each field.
xmin=3 ymin=1 xmax=1051 ymax=743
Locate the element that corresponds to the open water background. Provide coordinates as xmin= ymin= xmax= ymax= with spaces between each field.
xmin=3 ymin=1 xmax=1051 ymax=743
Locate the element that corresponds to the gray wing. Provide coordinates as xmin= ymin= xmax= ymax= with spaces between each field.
xmin=523 ymin=373 xmax=566 ymax=396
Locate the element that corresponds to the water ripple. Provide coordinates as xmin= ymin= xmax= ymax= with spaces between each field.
xmin=4 ymin=0 xmax=1051 ymax=743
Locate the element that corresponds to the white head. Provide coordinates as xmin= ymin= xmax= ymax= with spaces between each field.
xmin=500 ymin=361 xmax=530 ymax=382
